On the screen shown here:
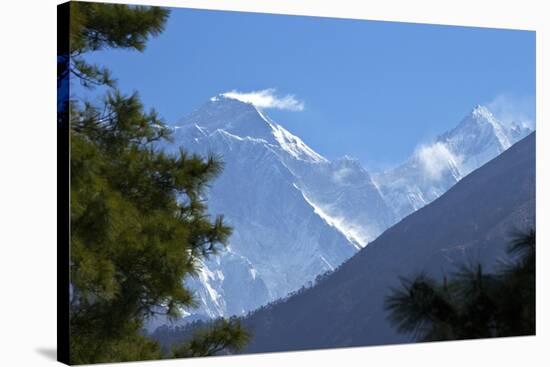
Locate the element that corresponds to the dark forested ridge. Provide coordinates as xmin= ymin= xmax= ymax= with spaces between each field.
xmin=236 ymin=132 xmax=535 ymax=353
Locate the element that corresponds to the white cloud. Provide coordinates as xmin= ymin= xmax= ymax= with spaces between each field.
xmin=332 ymin=166 xmax=354 ymax=184
xmin=486 ymin=94 xmax=535 ymax=129
xmin=416 ymin=142 xmax=463 ymax=181
xmin=221 ymin=89 xmax=305 ymax=111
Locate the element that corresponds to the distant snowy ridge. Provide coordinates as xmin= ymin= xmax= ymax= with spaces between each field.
xmin=373 ymin=104 xmax=532 ymax=220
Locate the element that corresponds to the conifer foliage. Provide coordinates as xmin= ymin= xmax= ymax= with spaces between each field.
xmin=62 ymin=2 xmax=249 ymax=363
xmin=385 ymin=229 xmax=535 ymax=341
xmin=172 ymin=317 xmax=251 ymax=358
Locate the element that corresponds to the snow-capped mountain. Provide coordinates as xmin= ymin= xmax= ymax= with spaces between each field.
xmin=156 ymin=95 xmax=392 ymax=322
xmin=153 ymin=96 xmax=531 ymax=325
xmin=373 ymin=105 xmax=532 ymax=220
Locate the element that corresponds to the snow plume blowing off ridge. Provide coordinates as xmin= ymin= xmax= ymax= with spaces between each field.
xmin=487 ymin=94 xmax=535 ymax=129
xmin=219 ymin=89 xmax=305 ymax=111
xmin=416 ymin=142 xmax=463 ymax=181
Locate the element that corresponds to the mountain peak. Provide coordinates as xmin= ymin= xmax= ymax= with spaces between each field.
xmin=176 ymin=94 xmax=272 ymax=139
xmin=441 ymin=104 xmax=507 ymax=143
xmin=176 ymin=94 xmax=328 ymax=164
xmin=209 ymin=93 xmax=253 ymax=106
xmin=471 ymin=104 xmax=493 ymax=118
xmin=463 ymin=105 xmax=501 ymax=130
xmin=432 ymin=103 xmax=533 ymax=177
xmin=206 ymin=93 xmax=261 ymax=115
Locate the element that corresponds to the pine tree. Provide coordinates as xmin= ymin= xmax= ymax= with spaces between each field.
xmin=63 ymin=2 xmax=250 ymax=363
xmin=384 ymin=229 xmax=536 ymax=342
xmin=172 ymin=317 xmax=251 ymax=358
xmin=60 ymin=2 xmax=169 ymax=88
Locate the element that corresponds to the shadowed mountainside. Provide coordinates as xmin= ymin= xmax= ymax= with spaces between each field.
xmin=240 ymin=132 xmax=535 ymax=353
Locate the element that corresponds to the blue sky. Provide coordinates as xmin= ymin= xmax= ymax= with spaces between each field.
xmin=76 ymin=7 xmax=535 ymax=171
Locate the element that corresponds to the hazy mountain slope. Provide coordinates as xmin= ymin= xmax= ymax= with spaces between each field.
xmin=241 ymin=132 xmax=535 ymax=353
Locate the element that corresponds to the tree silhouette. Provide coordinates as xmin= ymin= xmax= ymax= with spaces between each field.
xmin=172 ymin=318 xmax=251 ymax=358
xmin=63 ymin=2 xmax=250 ymax=363
xmin=385 ymin=229 xmax=535 ymax=342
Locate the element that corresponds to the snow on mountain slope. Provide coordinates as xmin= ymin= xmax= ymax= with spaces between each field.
xmin=373 ymin=105 xmax=532 ymax=220
xmin=158 ymin=95 xmax=390 ymax=321
xmin=284 ymin=156 xmax=395 ymax=247
xmin=151 ymin=96 xmax=531 ymax=326
xmin=241 ymin=132 xmax=535 ymax=354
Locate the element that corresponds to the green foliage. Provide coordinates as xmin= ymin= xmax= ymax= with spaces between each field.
xmin=69 ymin=2 xmax=169 ymax=53
xmin=65 ymin=2 xmax=251 ymax=363
xmin=385 ymin=229 xmax=536 ymax=342
xmin=70 ymin=87 xmax=234 ymax=363
xmin=385 ymin=274 xmax=458 ymax=340
xmin=60 ymin=2 xmax=170 ymax=88
xmin=172 ymin=318 xmax=251 ymax=358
